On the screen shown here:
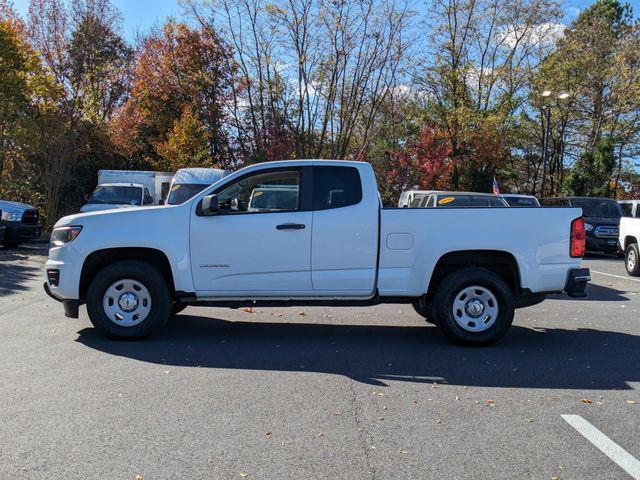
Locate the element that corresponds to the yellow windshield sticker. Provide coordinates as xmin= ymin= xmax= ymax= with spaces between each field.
xmin=438 ymin=196 xmax=454 ymax=205
xmin=253 ymin=191 xmax=263 ymax=197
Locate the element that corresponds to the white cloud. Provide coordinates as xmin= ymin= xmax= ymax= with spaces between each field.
xmin=499 ymin=22 xmax=566 ymax=49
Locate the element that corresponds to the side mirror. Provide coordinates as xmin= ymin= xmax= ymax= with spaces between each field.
xmin=201 ymin=194 xmax=219 ymax=216
xmin=158 ymin=198 xmax=165 ymax=205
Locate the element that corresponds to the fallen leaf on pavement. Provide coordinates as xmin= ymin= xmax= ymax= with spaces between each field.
xmin=298 ymin=311 xmax=306 ymax=316
xmin=239 ymin=473 xmax=248 ymax=478
xmin=581 ymin=398 xmax=592 ymax=404
xmin=242 ymin=307 xmax=253 ymax=313
xmin=332 ymin=411 xmax=341 ymax=416
xmin=627 ymin=400 xmax=637 ymax=404
xmin=265 ymin=431 xmax=272 ymax=436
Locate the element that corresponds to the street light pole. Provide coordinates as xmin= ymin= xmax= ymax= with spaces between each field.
xmin=540 ymin=106 xmax=551 ymax=198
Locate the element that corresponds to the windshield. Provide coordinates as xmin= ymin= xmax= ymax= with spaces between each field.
xmin=436 ymin=194 xmax=506 ymax=207
xmin=167 ymin=183 xmax=208 ymax=205
xmin=503 ymin=196 xmax=539 ymax=207
xmin=571 ymin=198 xmax=623 ymax=218
xmin=88 ymin=186 xmax=142 ymax=205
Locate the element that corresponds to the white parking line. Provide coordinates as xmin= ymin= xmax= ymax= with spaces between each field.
xmin=591 ymin=270 xmax=640 ymax=283
xmin=562 ymin=414 xmax=640 ymax=479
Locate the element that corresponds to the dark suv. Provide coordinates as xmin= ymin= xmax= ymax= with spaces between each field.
xmin=541 ymin=197 xmax=623 ymax=254
xmin=0 ymin=200 xmax=43 ymax=247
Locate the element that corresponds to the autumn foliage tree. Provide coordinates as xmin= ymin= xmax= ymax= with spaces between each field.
xmin=375 ymin=125 xmax=453 ymax=204
xmin=110 ymin=21 xmax=236 ymax=172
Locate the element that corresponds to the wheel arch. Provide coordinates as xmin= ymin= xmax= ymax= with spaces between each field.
xmin=623 ymin=235 xmax=638 ymax=251
xmin=79 ymin=247 xmax=176 ymax=301
xmin=425 ymin=250 xmax=521 ymax=300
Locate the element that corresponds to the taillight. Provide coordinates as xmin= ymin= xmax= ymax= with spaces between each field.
xmin=570 ymin=217 xmax=586 ymax=258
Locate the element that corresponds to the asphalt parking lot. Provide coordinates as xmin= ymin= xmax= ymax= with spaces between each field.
xmin=1 ymin=245 xmax=639 ymax=479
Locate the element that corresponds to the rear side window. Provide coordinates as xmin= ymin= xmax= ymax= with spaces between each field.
xmin=313 ymin=166 xmax=362 ymax=210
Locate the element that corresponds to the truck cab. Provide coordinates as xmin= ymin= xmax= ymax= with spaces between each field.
xmin=80 ymin=183 xmax=153 ymax=213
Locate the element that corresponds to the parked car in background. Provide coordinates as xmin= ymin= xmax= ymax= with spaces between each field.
xmin=542 ymin=196 xmax=623 ymax=255
xmin=415 ymin=192 xmax=508 ymax=208
xmin=44 ymin=160 xmax=588 ymax=346
xmin=0 ymin=200 xmax=42 ymax=248
xmin=0 ymin=211 xmax=5 ymax=245
xmin=618 ymin=199 xmax=640 ymax=218
xmin=619 ymin=216 xmax=640 ymax=276
xmin=398 ymin=190 xmax=437 ymax=208
xmin=165 ymin=168 xmax=229 ymax=205
xmin=501 ymin=194 xmax=540 ymax=207
xmin=80 ymin=170 xmax=173 ymax=212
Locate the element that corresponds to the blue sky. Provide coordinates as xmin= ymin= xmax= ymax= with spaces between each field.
xmin=10 ymin=0 xmax=640 ymax=41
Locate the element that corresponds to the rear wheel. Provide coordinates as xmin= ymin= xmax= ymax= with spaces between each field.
xmin=86 ymin=260 xmax=172 ymax=339
xmin=625 ymin=243 xmax=640 ymax=276
xmin=432 ymin=267 xmax=514 ymax=346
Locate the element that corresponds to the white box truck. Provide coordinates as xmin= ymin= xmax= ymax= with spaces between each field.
xmin=80 ymin=170 xmax=173 ymax=213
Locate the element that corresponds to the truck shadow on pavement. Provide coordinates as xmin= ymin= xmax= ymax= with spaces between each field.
xmin=550 ymin=284 xmax=630 ymax=302
xmin=76 ymin=315 xmax=640 ymax=389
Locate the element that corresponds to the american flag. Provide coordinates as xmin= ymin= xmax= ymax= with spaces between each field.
xmin=492 ymin=177 xmax=500 ymax=195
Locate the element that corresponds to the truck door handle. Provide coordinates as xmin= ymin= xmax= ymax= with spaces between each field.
xmin=276 ymin=223 xmax=306 ymax=230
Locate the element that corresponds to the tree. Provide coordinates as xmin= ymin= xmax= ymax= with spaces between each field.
xmin=415 ymin=0 xmax=563 ymax=191
xmin=24 ymin=0 xmax=132 ymax=224
xmin=110 ymin=20 xmax=236 ymax=171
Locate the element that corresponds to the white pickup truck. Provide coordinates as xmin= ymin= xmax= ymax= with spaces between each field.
xmin=619 ymin=217 xmax=640 ymax=276
xmin=44 ymin=160 xmax=590 ymax=345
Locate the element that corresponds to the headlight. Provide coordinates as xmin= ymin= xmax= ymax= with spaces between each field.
xmin=584 ymin=222 xmax=594 ymax=232
xmin=50 ymin=226 xmax=82 ymax=247
xmin=2 ymin=211 xmax=21 ymax=221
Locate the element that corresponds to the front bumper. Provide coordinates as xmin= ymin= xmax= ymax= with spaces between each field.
xmin=3 ymin=221 xmax=42 ymax=242
xmin=43 ymin=282 xmax=79 ymax=318
xmin=565 ymin=268 xmax=590 ymax=298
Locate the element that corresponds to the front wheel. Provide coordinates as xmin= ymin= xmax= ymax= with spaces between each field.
xmin=86 ymin=260 xmax=172 ymax=339
xmin=412 ymin=299 xmax=436 ymax=325
xmin=432 ymin=268 xmax=514 ymax=346
xmin=625 ymin=243 xmax=640 ymax=276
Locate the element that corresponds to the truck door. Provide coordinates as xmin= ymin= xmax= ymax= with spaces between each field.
xmin=311 ymin=165 xmax=378 ymax=295
xmin=190 ymin=167 xmax=313 ymax=295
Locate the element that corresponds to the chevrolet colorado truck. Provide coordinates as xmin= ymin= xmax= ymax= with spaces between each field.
xmin=619 ymin=216 xmax=640 ymax=276
xmin=44 ymin=160 xmax=590 ymax=345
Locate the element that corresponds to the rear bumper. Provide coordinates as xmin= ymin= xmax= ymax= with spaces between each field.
xmin=586 ymin=236 xmax=619 ymax=253
xmin=565 ymin=268 xmax=590 ymax=298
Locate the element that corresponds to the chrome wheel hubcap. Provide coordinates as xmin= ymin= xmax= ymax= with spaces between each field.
xmin=103 ymin=279 xmax=151 ymax=327
xmin=628 ymin=250 xmax=636 ymax=271
xmin=452 ymin=285 xmax=499 ymax=332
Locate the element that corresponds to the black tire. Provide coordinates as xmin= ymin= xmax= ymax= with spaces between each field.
xmin=86 ymin=260 xmax=172 ymax=339
xmin=412 ymin=299 xmax=436 ymax=325
xmin=432 ymin=267 xmax=514 ymax=346
xmin=171 ymin=302 xmax=188 ymax=317
xmin=625 ymin=243 xmax=640 ymax=276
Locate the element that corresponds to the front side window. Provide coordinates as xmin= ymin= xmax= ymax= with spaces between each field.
xmin=621 ymin=203 xmax=633 ymax=217
xmin=313 ymin=166 xmax=362 ymax=210
xmin=216 ymin=170 xmax=300 ymax=214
